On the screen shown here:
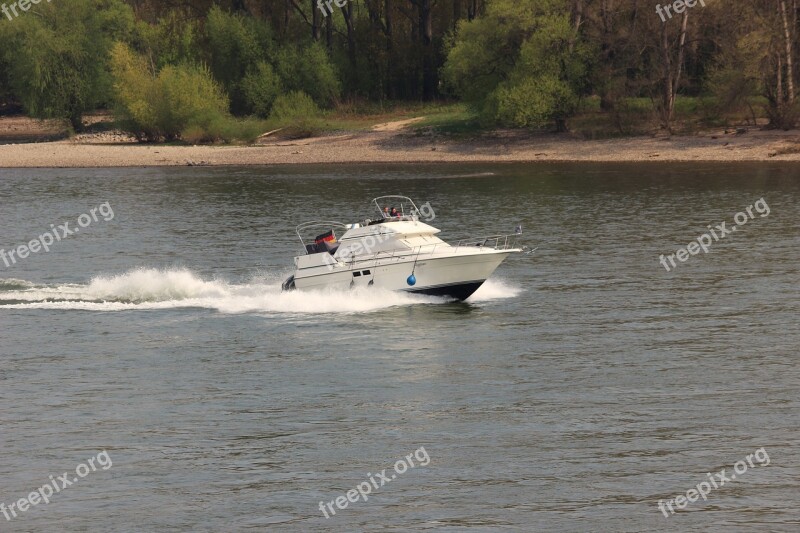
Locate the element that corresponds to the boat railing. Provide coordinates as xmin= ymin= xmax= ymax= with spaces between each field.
xmin=453 ymin=234 xmax=521 ymax=252
xmin=339 ymin=243 xmax=438 ymax=267
xmin=338 ymin=235 xmax=519 ymax=268
xmin=371 ymin=196 xmax=421 ymax=220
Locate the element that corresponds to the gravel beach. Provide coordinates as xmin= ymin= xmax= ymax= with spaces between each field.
xmin=2 ymin=116 xmax=799 ymax=167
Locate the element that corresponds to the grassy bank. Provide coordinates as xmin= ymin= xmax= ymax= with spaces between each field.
xmin=0 ymin=96 xmax=780 ymax=147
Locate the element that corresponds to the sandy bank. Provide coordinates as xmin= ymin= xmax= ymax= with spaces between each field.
xmin=1 ymin=116 xmax=800 ymax=167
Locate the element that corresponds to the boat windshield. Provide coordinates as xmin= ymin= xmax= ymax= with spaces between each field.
xmin=295 ymin=221 xmax=348 ymax=255
xmin=372 ymin=196 xmax=421 ymax=221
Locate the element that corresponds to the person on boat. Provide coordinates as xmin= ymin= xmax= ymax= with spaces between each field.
xmin=390 ymin=207 xmax=399 ymax=217
xmin=383 ymin=206 xmax=390 ymax=218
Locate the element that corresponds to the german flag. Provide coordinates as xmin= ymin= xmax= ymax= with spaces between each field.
xmin=314 ymin=230 xmax=336 ymax=244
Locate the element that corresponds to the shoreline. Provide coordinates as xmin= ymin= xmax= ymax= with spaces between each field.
xmin=2 ymin=117 xmax=800 ymax=167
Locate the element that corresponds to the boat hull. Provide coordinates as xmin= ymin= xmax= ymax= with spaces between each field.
xmin=405 ymin=280 xmax=485 ymax=300
xmin=288 ymin=248 xmax=516 ymax=301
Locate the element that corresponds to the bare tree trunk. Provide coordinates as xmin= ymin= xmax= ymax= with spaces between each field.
xmin=570 ymin=0 xmax=584 ymax=53
xmin=660 ymin=10 xmax=689 ymax=131
xmin=468 ymin=0 xmax=477 ymax=20
xmin=672 ymin=9 xmax=689 ymax=115
xmin=284 ymin=0 xmax=290 ymax=37
xmin=312 ymin=0 xmax=321 ymax=41
xmin=660 ymin=22 xmax=674 ymax=130
xmin=341 ymin=2 xmax=359 ymax=90
xmin=599 ymin=0 xmax=615 ymax=111
xmin=386 ymin=0 xmax=395 ymax=99
xmin=326 ymin=12 xmax=333 ymax=50
xmin=408 ymin=0 xmax=435 ymax=100
xmin=422 ymin=0 xmax=435 ymax=100
xmin=779 ymin=0 xmax=795 ymax=103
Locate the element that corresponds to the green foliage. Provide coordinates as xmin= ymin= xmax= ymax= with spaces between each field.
xmin=411 ymin=103 xmax=482 ymax=137
xmin=442 ymin=1 xmax=528 ymax=104
xmin=206 ymin=5 xmax=272 ymax=84
xmin=110 ymin=43 xmax=235 ymax=142
xmin=443 ymin=0 xmax=586 ymax=130
xmin=159 ymin=64 xmax=230 ymax=138
xmin=709 ymin=20 xmax=798 ymax=129
xmin=268 ymin=90 xmax=323 ymax=138
xmin=130 ymin=11 xmax=202 ymax=70
xmin=0 ymin=0 xmax=788 ymax=137
xmin=205 ymin=8 xmax=338 ymax=115
xmin=269 ymin=91 xmax=321 ymax=121
xmin=110 ymin=42 xmax=159 ymax=135
xmin=206 ymin=5 xmax=274 ymax=114
xmin=0 ymin=0 xmax=134 ymax=130
xmin=182 ymin=116 xmax=268 ymax=144
xmin=493 ymin=76 xmax=577 ymax=128
xmin=203 ymin=7 xmax=340 ymax=115
xmin=241 ymin=62 xmax=282 ymax=118
xmin=275 ymin=44 xmax=341 ymax=107
xmin=705 ymin=67 xmax=760 ymax=124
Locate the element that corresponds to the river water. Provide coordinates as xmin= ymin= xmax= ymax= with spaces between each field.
xmin=1 ymin=163 xmax=798 ymax=532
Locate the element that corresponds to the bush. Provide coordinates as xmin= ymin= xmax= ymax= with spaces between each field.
xmin=241 ymin=62 xmax=282 ymax=118
xmin=268 ymin=91 xmax=323 ymax=138
xmin=275 ymin=44 xmax=341 ymax=107
xmin=270 ymin=91 xmax=321 ymax=120
xmin=493 ymin=76 xmax=578 ymax=129
xmin=110 ymin=42 xmax=160 ymax=137
xmin=182 ymin=116 xmax=268 ymax=144
xmin=111 ymin=43 xmax=236 ymax=142
xmin=158 ymin=64 xmax=229 ymax=137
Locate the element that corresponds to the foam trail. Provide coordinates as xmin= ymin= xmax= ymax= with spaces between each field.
xmin=468 ymin=279 xmax=522 ymax=301
xmin=85 ymin=268 xmax=231 ymax=302
xmin=0 ymin=278 xmax=36 ymax=291
xmin=0 ymin=268 xmax=519 ymax=314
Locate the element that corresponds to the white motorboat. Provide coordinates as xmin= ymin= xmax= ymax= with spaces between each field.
xmin=281 ymin=196 xmax=521 ymax=301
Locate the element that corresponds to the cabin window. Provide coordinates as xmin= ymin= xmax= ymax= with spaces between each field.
xmin=362 ymin=270 xmax=371 ymax=275
xmin=353 ymin=272 xmax=362 ymax=277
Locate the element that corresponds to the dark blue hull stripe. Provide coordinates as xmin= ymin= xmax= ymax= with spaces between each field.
xmin=404 ymin=280 xmax=485 ymax=301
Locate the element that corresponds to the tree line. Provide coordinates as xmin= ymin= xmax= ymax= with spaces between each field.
xmin=0 ymin=0 xmax=798 ymax=138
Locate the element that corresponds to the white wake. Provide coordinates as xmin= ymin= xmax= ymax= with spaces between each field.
xmin=0 ymin=268 xmax=517 ymax=314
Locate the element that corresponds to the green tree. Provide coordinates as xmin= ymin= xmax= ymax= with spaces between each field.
xmin=275 ymin=43 xmax=341 ymax=107
xmin=0 ymin=0 xmax=134 ymax=130
xmin=206 ymin=5 xmax=274 ymax=114
xmin=443 ymin=0 xmax=588 ymax=130
xmin=110 ymin=42 xmax=230 ymax=141
xmin=731 ymin=1 xmax=798 ymax=128
xmin=129 ymin=10 xmax=202 ymax=70
xmin=241 ymin=61 xmax=282 ymax=118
